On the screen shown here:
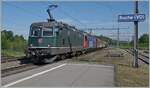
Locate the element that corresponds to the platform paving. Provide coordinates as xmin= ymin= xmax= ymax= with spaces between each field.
xmin=2 ymin=62 xmax=114 ymax=87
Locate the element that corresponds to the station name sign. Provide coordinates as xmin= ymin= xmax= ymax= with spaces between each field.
xmin=118 ymin=14 xmax=145 ymax=22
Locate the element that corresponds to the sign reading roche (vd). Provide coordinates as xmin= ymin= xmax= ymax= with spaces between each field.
xmin=118 ymin=14 xmax=145 ymax=22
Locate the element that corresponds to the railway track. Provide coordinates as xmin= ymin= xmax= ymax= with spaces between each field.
xmin=1 ymin=64 xmax=39 ymax=77
xmin=139 ymin=51 xmax=149 ymax=59
xmin=124 ymin=49 xmax=149 ymax=64
xmin=1 ymin=56 xmax=39 ymax=77
xmin=1 ymin=56 xmax=70 ymax=78
xmin=1 ymin=58 xmax=71 ymax=78
xmin=1 ymin=56 xmax=25 ymax=63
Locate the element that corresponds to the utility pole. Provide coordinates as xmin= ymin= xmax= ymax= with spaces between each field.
xmin=128 ymin=38 xmax=130 ymax=47
xmin=117 ymin=28 xmax=120 ymax=48
xmin=133 ymin=1 xmax=139 ymax=68
xmin=81 ymin=27 xmax=128 ymax=35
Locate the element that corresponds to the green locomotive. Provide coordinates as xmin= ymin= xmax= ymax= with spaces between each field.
xmin=27 ymin=21 xmax=84 ymax=63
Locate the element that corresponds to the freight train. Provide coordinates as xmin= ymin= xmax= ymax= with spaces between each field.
xmin=26 ymin=5 xmax=106 ymax=64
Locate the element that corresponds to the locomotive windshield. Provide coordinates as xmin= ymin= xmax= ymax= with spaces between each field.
xmin=30 ymin=26 xmax=54 ymax=37
xmin=30 ymin=26 xmax=41 ymax=37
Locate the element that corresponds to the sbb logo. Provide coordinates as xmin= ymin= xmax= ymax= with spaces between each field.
xmin=38 ymin=38 xmax=43 ymax=43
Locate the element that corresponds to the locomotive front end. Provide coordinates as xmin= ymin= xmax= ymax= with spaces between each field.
xmin=26 ymin=22 xmax=59 ymax=58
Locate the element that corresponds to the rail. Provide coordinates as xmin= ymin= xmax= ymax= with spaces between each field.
xmin=124 ymin=49 xmax=149 ymax=65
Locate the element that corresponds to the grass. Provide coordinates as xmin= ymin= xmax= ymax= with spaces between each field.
xmin=2 ymin=49 xmax=25 ymax=57
xmin=119 ymin=44 xmax=132 ymax=49
xmin=119 ymin=43 xmax=149 ymax=50
xmin=71 ymin=48 xmax=149 ymax=87
xmin=116 ymin=64 xmax=149 ymax=86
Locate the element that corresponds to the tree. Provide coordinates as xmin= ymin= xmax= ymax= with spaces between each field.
xmin=139 ymin=34 xmax=149 ymax=44
xmin=1 ymin=30 xmax=13 ymax=49
xmin=1 ymin=30 xmax=27 ymax=51
xmin=97 ymin=35 xmax=116 ymax=45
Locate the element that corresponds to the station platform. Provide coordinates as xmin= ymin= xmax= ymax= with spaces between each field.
xmin=2 ymin=63 xmax=114 ymax=87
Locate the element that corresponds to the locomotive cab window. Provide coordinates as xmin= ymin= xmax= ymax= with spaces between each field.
xmin=42 ymin=28 xmax=53 ymax=37
xmin=54 ymin=28 xmax=59 ymax=35
xmin=30 ymin=27 xmax=41 ymax=37
xmin=85 ymin=36 xmax=87 ymax=41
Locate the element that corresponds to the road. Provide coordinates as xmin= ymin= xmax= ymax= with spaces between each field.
xmin=2 ymin=61 xmax=114 ymax=87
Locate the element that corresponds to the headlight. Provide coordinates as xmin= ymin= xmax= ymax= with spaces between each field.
xmin=31 ymin=52 xmax=35 ymax=55
xmin=30 ymin=44 xmax=33 ymax=47
xmin=48 ymin=44 xmax=50 ymax=47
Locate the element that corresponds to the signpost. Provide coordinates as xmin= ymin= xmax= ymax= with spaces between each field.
xmin=118 ymin=1 xmax=145 ymax=68
xmin=118 ymin=14 xmax=145 ymax=22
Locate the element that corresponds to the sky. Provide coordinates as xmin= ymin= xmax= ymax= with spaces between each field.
xmin=2 ymin=1 xmax=149 ymax=41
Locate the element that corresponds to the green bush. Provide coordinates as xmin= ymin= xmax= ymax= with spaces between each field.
xmin=1 ymin=30 xmax=27 ymax=57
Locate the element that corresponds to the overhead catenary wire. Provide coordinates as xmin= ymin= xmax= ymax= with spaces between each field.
xmin=4 ymin=2 xmax=131 ymax=37
xmin=2 ymin=3 xmax=46 ymax=34
xmin=58 ymin=3 xmax=130 ymax=34
xmin=57 ymin=3 xmax=119 ymax=29
xmin=6 ymin=2 xmax=88 ymax=29
xmin=46 ymin=2 xmax=89 ymax=28
xmin=4 ymin=2 xmax=44 ymax=20
xmin=58 ymin=6 xmax=88 ymax=28
xmin=1 ymin=26 xmax=25 ymax=30
xmin=40 ymin=2 xmax=126 ymax=31
xmin=4 ymin=2 xmax=127 ymax=28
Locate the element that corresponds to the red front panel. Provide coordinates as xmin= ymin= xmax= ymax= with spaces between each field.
xmin=83 ymin=35 xmax=88 ymax=48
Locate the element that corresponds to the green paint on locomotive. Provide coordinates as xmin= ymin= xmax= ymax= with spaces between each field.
xmin=28 ymin=37 xmax=56 ymax=47
xmin=28 ymin=22 xmax=83 ymax=48
xmin=55 ymin=28 xmax=83 ymax=47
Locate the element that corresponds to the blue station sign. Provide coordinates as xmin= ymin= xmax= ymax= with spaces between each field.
xmin=118 ymin=14 xmax=145 ymax=22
